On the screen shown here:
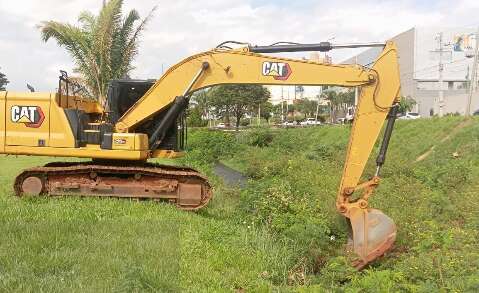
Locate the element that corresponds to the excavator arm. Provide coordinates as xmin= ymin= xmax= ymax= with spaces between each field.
xmin=115 ymin=41 xmax=401 ymax=267
xmin=336 ymin=44 xmax=400 ymax=267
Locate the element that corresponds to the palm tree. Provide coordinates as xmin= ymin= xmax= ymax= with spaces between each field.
xmin=0 ymin=68 xmax=9 ymax=91
xmin=39 ymin=0 xmax=156 ymax=105
xmin=322 ymin=90 xmax=355 ymax=123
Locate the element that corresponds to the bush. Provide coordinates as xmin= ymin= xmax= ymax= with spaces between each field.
xmin=182 ymin=129 xmax=239 ymax=165
xmin=240 ymin=128 xmax=275 ymax=147
xmin=187 ymin=107 xmax=208 ymax=127
xmin=242 ymin=150 xmax=288 ymax=179
xmin=305 ymin=144 xmax=335 ymax=161
xmin=240 ymin=118 xmax=250 ymax=127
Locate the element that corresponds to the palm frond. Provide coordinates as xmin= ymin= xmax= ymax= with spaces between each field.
xmin=118 ymin=6 xmax=157 ymax=75
xmin=92 ymin=0 xmax=125 ymax=98
xmin=93 ymin=0 xmax=123 ymax=63
xmin=38 ymin=0 xmax=155 ymax=104
xmin=39 ymin=21 xmax=90 ymax=71
xmin=78 ymin=11 xmax=97 ymax=32
xmin=110 ymin=9 xmax=140 ymax=77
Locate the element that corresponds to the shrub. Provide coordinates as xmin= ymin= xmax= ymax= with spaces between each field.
xmin=240 ymin=128 xmax=275 ymax=147
xmin=240 ymin=118 xmax=250 ymax=127
xmin=183 ymin=129 xmax=240 ymax=165
xmin=305 ymin=144 xmax=335 ymax=161
xmin=187 ymin=106 xmax=208 ymax=127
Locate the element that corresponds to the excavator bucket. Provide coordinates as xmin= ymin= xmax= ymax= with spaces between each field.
xmin=348 ymin=207 xmax=396 ymax=268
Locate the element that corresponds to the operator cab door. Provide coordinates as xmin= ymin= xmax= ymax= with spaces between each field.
xmin=5 ymin=92 xmax=51 ymax=147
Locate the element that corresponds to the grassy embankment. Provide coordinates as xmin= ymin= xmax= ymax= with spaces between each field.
xmin=0 ymin=116 xmax=478 ymax=292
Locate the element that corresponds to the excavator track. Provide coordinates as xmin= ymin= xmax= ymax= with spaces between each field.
xmin=14 ymin=162 xmax=212 ymax=211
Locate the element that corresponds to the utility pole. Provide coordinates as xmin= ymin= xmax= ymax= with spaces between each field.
xmin=466 ymin=27 xmax=479 ymax=117
xmin=286 ymin=88 xmax=289 ymax=120
xmin=437 ymin=32 xmax=445 ymax=117
xmin=281 ymin=86 xmax=284 ymax=123
xmin=315 ymin=87 xmax=322 ymax=121
xmin=258 ymin=104 xmax=261 ymax=126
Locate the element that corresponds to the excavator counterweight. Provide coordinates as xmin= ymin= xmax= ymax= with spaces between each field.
xmin=0 ymin=40 xmax=401 ymax=267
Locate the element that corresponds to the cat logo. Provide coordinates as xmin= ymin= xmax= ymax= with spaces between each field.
xmin=262 ymin=61 xmax=292 ymax=80
xmin=113 ymin=138 xmax=127 ymax=145
xmin=11 ymin=106 xmax=45 ymax=128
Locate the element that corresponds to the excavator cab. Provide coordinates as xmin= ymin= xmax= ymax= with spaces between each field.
xmin=105 ymin=79 xmax=186 ymax=152
xmin=106 ymin=79 xmax=155 ymax=124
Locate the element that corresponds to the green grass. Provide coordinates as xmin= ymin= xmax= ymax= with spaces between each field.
xmin=0 ymin=158 xmax=296 ymax=292
xmin=0 ymin=116 xmax=478 ymax=291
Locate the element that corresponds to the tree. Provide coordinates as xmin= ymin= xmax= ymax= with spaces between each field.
xmin=191 ymin=90 xmax=210 ymax=120
xmin=398 ymin=96 xmax=417 ymax=114
xmin=322 ymin=89 xmax=355 ymax=122
xmin=186 ymin=106 xmax=207 ymax=127
xmin=188 ymin=90 xmax=211 ymax=127
xmin=0 ymin=68 xmax=8 ymax=91
xmin=208 ymin=85 xmax=271 ymax=128
xmin=39 ymin=0 xmax=156 ymax=105
xmin=259 ymin=101 xmax=274 ymax=123
xmin=294 ymin=99 xmax=318 ymax=119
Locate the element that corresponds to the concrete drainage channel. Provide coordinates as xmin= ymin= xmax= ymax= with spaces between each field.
xmin=213 ymin=162 xmax=247 ymax=188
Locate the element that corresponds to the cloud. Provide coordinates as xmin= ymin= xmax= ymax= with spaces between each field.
xmin=0 ymin=0 xmax=476 ymax=91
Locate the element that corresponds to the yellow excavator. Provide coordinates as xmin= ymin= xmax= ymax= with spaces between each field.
xmin=0 ymin=40 xmax=401 ymax=267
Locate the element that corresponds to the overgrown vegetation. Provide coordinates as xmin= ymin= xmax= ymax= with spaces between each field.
xmin=398 ymin=96 xmax=417 ymax=114
xmin=188 ymin=116 xmax=479 ymax=291
xmin=0 ymin=117 xmax=478 ymax=291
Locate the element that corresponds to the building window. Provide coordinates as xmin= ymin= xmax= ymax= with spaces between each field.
xmin=417 ymin=81 xmax=438 ymax=90
xmin=448 ymin=81 xmax=454 ymax=90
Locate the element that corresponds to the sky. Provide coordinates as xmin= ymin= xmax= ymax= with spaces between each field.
xmin=0 ymin=0 xmax=478 ymax=91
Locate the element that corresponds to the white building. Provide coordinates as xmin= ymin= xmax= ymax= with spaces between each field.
xmin=343 ymin=27 xmax=479 ymax=117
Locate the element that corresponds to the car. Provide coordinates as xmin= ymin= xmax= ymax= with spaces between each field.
xmin=300 ymin=118 xmax=322 ymax=126
xmin=345 ymin=106 xmax=355 ymax=122
xmin=281 ymin=121 xmax=297 ymax=126
xmin=473 ymin=109 xmax=479 ymax=116
xmin=399 ymin=112 xmax=421 ymax=120
xmin=216 ymin=123 xmax=226 ymax=128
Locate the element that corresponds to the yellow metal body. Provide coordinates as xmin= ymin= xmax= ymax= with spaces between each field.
xmin=0 ymin=92 xmax=152 ymax=160
xmin=111 ymin=133 xmax=148 ymax=151
xmin=5 ymin=92 xmax=51 ymax=147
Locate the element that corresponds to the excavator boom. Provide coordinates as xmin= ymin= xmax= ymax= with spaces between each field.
xmin=116 ymin=46 xmax=373 ymax=132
